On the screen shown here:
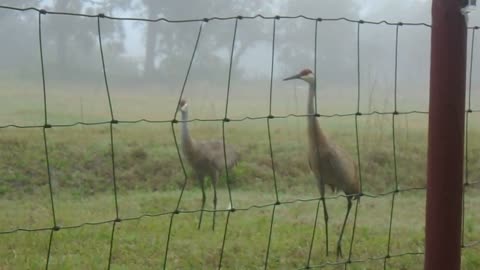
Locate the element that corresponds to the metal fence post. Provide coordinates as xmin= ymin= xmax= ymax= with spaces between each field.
xmin=425 ymin=0 xmax=468 ymax=269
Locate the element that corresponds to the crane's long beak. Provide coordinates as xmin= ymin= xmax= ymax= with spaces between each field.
xmin=283 ymin=73 xmax=301 ymax=81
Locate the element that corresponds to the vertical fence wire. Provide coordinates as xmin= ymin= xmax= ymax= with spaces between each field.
xmin=38 ymin=10 xmax=57 ymax=270
xmin=343 ymin=20 xmax=365 ymax=267
xmin=165 ymin=22 xmax=204 ymax=269
xmin=218 ymin=17 xmax=239 ymax=269
xmin=264 ymin=17 xmax=280 ymax=270
xmin=306 ymin=21 xmax=323 ymax=267
xmin=221 ymin=17 xmax=239 ymax=217
xmin=383 ymin=23 xmax=401 ymax=270
xmin=314 ymin=19 xmax=319 ymax=115
xmin=97 ymin=15 xmax=121 ymax=269
xmin=462 ymin=26 xmax=476 ymax=248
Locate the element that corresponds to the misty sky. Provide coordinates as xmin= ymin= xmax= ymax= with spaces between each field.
xmin=111 ymin=0 xmax=480 ymax=82
xmin=116 ymin=0 xmax=475 ymax=57
xmin=1 ymin=0 xmax=479 ymax=109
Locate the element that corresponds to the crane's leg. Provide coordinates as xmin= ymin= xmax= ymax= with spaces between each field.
xmin=319 ymin=182 xmax=329 ymax=256
xmin=336 ymin=196 xmax=352 ymax=260
xmin=211 ymin=172 xmax=218 ymax=231
xmin=197 ymin=175 xmax=206 ymax=230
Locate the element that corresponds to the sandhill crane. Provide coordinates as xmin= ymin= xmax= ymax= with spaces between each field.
xmin=177 ymin=99 xmax=240 ymax=230
xmin=283 ymin=68 xmax=360 ymax=259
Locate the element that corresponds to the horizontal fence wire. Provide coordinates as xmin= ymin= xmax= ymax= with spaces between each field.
xmin=0 ymin=111 xmax=435 ymax=129
xmin=0 ymin=187 xmax=429 ymax=235
xmin=0 ymin=5 xmax=479 ymax=270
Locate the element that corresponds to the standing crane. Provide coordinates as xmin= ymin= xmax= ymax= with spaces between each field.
xmin=283 ymin=68 xmax=360 ymax=259
xmin=177 ymin=99 xmax=240 ymax=230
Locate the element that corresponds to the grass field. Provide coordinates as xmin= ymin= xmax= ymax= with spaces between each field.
xmin=0 ymin=84 xmax=479 ymax=269
xmin=1 ymin=190 xmax=479 ymax=269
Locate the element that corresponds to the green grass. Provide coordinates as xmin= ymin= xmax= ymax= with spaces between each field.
xmin=1 ymin=86 xmax=479 ymax=269
xmin=1 ymin=190 xmax=479 ymax=269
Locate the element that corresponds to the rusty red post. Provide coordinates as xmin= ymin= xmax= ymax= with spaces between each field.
xmin=425 ymin=0 xmax=468 ymax=269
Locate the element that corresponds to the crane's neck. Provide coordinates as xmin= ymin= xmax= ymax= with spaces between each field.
xmin=307 ymin=81 xmax=316 ymax=115
xmin=307 ymin=81 xmax=329 ymax=151
xmin=181 ymin=110 xmax=194 ymax=151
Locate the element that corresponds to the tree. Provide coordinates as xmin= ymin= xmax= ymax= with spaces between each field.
xmin=41 ymin=0 xmax=132 ymax=82
xmin=140 ymin=0 xmax=272 ymax=82
xmin=276 ymin=0 xmax=361 ymax=86
xmin=0 ymin=1 xmax=46 ymax=79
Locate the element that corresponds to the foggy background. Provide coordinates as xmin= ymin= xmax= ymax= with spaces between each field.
xmin=0 ymin=0 xmax=479 ymax=124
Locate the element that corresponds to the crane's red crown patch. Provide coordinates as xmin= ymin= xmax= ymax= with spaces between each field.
xmin=300 ymin=69 xmax=313 ymax=76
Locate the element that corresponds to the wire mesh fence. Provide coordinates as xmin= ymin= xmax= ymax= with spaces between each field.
xmin=0 ymin=5 xmax=479 ymax=270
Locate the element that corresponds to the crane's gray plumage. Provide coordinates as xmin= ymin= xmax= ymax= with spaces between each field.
xmin=178 ymin=99 xmax=239 ymax=230
xmin=284 ymin=68 xmax=360 ymax=259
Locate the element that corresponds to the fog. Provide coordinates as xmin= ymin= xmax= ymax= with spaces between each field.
xmin=0 ymin=0 xmax=479 ymax=123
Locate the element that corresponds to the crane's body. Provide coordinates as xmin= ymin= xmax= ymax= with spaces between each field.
xmin=305 ymin=86 xmax=359 ymax=196
xmin=308 ymin=139 xmax=359 ymax=196
xmin=178 ymin=99 xmax=239 ymax=230
xmin=284 ymin=69 xmax=360 ymax=259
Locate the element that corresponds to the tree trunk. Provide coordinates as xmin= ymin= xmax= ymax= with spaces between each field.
xmin=231 ymin=43 xmax=248 ymax=74
xmin=54 ymin=0 xmax=70 ymax=78
xmin=144 ymin=4 xmax=157 ymax=79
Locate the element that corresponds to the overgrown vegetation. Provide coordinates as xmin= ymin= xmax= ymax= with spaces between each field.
xmin=1 ymin=115 xmax=479 ymax=197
